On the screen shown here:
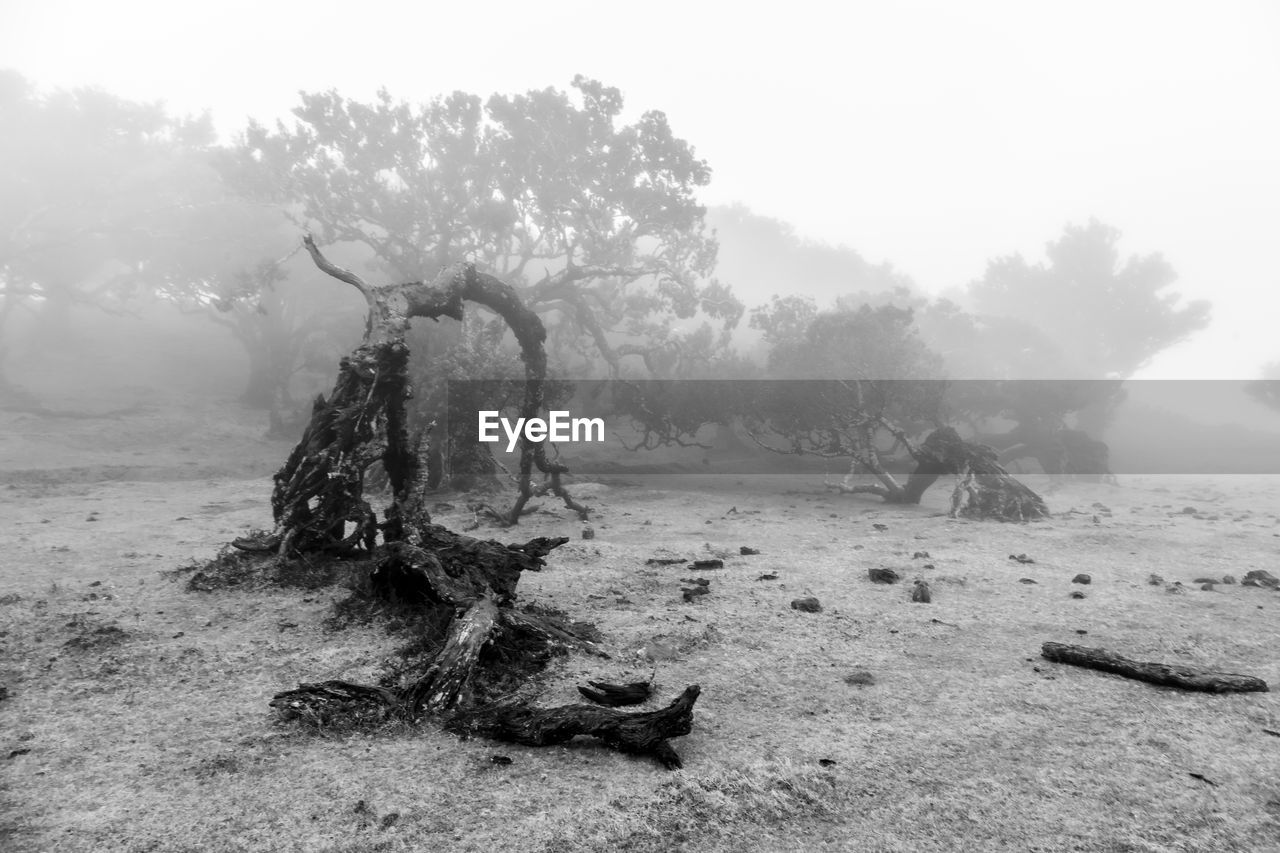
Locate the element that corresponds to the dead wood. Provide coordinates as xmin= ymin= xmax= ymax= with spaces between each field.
xmin=577 ymin=679 xmax=654 ymax=707
xmin=447 ymin=685 xmax=701 ymax=769
xmin=1040 ymin=642 xmax=1269 ymax=693
xmin=245 ymin=237 xmax=700 ymax=770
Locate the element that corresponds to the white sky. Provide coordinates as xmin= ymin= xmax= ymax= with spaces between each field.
xmin=3 ymin=0 xmax=1278 ymax=378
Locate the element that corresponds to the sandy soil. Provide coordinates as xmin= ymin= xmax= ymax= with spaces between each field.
xmin=2 ymin=399 xmax=1279 ymax=852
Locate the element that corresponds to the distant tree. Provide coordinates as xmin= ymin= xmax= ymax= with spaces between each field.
xmin=744 ymin=302 xmax=1046 ymax=517
xmin=708 ymin=204 xmax=912 ymax=311
xmin=0 ymin=70 xmax=219 ymax=391
xmin=964 ymin=220 xmax=1209 ymax=447
xmin=969 ymin=220 xmax=1210 ymax=379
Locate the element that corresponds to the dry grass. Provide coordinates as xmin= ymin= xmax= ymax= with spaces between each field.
xmin=2 ymin=413 xmax=1280 ymax=852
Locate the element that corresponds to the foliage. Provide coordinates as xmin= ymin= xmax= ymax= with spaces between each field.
xmin=747 ymin=303 xmax=947 ymax=466
xmin=967 ymin=219 xmax=1210 ymax=379
xmin=224 ymin=76 xmax=742 ymax=376
xmin=0 ymin=71 xmax=218 ymax=372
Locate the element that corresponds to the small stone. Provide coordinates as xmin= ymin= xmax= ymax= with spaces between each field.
xmin=1181 ymin=506 xmax=1198 ymax=514
xmin=872 ymin=523 xmax=889 ymax=532
xmin=1222 ymin=574 xmax=1236 ymax=585
xmin=791 ymin=597 xmax=822 ymax=613
xmin=740 ymin=546 xmax=761 ymax=555
xmin=843 ymin=669 xmax=875 ymax=686
xmin=581 ymin=527 xmax=595 ymax=540
xmin=1009 ymin=553 xmax=1035 ymax=564
xmin=911 ymin=580 xmax=932 ymax=603
xmin=1019 ymin=578 xmax=1038 ymax=584
xmin=867 ymin=568 xmax=900 ymax=584
xmin=1069 ymin=590 xmax=1086 ymax=599
xmin=1147 ymin=573 xmax=1165 ymax=586
xmin=1192 ymin=577 xmax=1217 ymax=585
xmin=1199 ymin=583 xmax=1215 ymax=592
xmin=1072 ymin=574 xmax=1091 ymax=585
xmin=913 ymin=551 xmax=931 ymax=559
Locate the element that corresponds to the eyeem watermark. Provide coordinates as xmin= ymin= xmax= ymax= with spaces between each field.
xmin=478 ymin=411 xmax=605 ymax=452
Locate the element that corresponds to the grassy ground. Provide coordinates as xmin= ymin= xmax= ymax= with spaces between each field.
xmin=1 ymin=401 xmax=1279 ymax=852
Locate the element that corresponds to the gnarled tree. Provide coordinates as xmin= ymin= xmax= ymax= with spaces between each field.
xmin=234 ymin=237 xmax=700 ymax=768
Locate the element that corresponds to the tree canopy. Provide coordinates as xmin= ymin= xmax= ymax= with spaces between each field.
xmin=223 ymin=76 xmax=741 ymax=377
xmin=968 ymin=219 xmax=1210 ymax=379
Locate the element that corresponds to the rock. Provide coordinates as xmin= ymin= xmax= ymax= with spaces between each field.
xmin=791 ymin=597 xmax=822 ymax=613
xmin=911 ymin=580 xmax=932 ymax=603
xmin=755 ymin=572 xmax=779 ymax=581
xmin=739 ymin=546 xmax=761 ymax=556
xmin=1147 ymin=573 xmax=1165 ymax=586
xmin=872 ymin=523 xmax=889 ymax=532
xmin=1182 ymin=506 xmax=1198 ymax=514
xmin=1192 ymin=577 xmax=1218 ymax=584
xmin=1242 ymin=570 xmax=1279 ymax=589
xmin=867 ymin=568 xmax=900 ymax=584
xmin=688 ymin=559 xmax=724 ymax=570
xmin=581 ymin=527 xmax=595 ymax=540
xmin=1165 ymin=583 xmax=1185 ymax=595
xmin=1072 ymin=574 xmax=1091 ymax=585
xmin=1019 ymin=578 xmax=1038 ymax=584
xmin=682 ymin=585 xmax=711 ymax=603
xmin=913 ymin=551 xmax=931 ymax=559
xmin=1009 ymin=553 xmax=1035 ymax=564
xmin=1199 ymin=583 xmax=1216 ymax=592
xmin=1222 ymin=574 xmax=1237 ymax=585
xmin=843 ymin=669 xmax=875 ymax=686
xmin=1069 ymin=590 xmax=1086 ymax=599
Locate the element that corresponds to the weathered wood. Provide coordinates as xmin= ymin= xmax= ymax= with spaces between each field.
xmin=405 ymin=593 xmax=502 ymax=715
xmin=577 ymin=679 xmax=654 ymax=707
xmin=1041 ymin=642 xmax=1269 ymax=693
xmin=449 ymin=685 xmax=701 ymax=769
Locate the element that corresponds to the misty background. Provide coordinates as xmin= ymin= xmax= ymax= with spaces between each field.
xmin=2 ymin=1 xmax=1279 ymax=479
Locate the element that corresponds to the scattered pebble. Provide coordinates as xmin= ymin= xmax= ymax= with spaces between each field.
xmin=791 ymin=597 xmax=822 ymax=613
xmin=911 ymin=580 xmax=932 ymax=603
xmin=1069 ymin=591 xmax=1086 ymax=599
xmin=868 ymin=568 xmax=900 ymax=584
xmin=1009 ymin=553 xmax=1035 ymax=564
xmin=843 ymin=669 xmax=875 ymax=686
xmin=1072 ymin=574 xmax=1091 ymax=585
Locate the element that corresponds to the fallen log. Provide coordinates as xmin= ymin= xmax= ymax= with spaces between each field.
xmin=448 ymin=685 xmax=701 ymax=769
xmin=1040 ymin=642 xmax=1269 ymax=693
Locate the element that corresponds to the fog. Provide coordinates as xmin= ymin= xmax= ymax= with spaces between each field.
xmin=2 ymin=2 xmax=1279 ymax=470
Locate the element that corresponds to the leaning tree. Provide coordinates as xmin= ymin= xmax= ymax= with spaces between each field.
xmin=227 ymin=236 xmax=700 ymax=767
xmin=749 ymin=303 xmax=1048 ymax=520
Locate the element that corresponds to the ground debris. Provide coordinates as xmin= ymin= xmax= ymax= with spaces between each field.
xmin=1041 ymin=642 xmax=1269 ymax=693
